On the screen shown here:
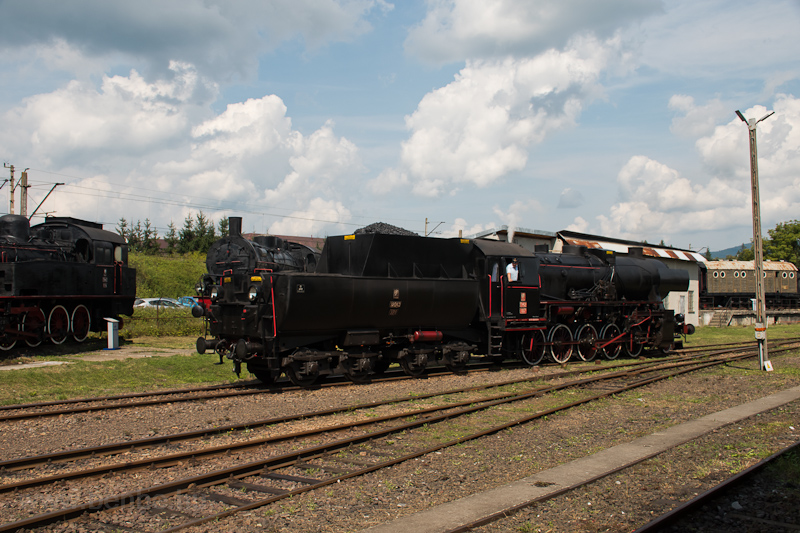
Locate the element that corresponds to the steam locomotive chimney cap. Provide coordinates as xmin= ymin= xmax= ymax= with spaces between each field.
xmin=229 ymin=217 xmax=242 ymax=237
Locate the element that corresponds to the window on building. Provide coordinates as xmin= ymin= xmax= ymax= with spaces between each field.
xmin=688 ymin=290 xmax=695 ymax=313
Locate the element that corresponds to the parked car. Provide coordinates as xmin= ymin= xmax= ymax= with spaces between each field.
xmin=133 ymin=298 xmax=183 ymax=309
xmin=178 ymin=296 xmax=198 ymax=307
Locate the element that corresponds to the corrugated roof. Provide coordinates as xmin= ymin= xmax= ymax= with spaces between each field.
xmin=561 ymin=237 xmax=707 ymax=263
xmin=705 ymin=260 xmax=798 ymax=272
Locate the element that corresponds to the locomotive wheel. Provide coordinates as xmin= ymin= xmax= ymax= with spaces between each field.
xmin=342 ymin=357 xmax=373 ymax=384
xmin=0 ymin=337 xmax=15 ymax=350
xmin=623 ymin=327 xmax=645 ymax=358
xmin=519 ymin=330 xmax=545 ymax=366
xmin=23 ymin=307 xmax=46 ymax=347
xmin=70 ymin=305 xmax=91 ymax=343
xmin=443 ymin=350 xmax=470 ymax=373
xmin=575 ymin=323 xmax=599 ymax=362
xmin=0 ymin=324 xmax=17 ymax=350
xmin=286 ymin=361 xmax=321 ymax=388
xmin=400 ymin=356 xmax=426 ymax=377
xmin=247 ymin=366 xmax=279 ymax=386
xmin=599 ymin=323 xmax=622 ymax=360
xmin=48 ymin=305 xmax=70 ymax=345
xmin=548 ymin=323 xmax=573 ymax=364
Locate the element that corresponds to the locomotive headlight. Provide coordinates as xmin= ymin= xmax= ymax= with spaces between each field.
xmin=248 ymin=285 xmax=260 ymax=302
xmin=210 ymin=285 xmax=221 ymax=301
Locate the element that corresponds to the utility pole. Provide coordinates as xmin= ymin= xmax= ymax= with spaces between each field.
xmin=736 ymin=109 xmax=774 ymax=371
xmin=3 ymin=164 xmax=14 ymax=214
xmin=20 ymin=169 xmax=29 ymax=216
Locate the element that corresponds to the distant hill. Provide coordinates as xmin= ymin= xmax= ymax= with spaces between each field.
xmin=710 ymin=243 xmax=752 ymax=259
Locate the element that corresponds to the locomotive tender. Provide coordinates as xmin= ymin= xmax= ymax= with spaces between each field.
xmin=0 ymin=214 xmax=136 ymax=349
xmin=197 ymin=217 xmax=691 ymax=386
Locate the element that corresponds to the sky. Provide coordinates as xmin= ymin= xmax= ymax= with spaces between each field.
xmin=1 ymin=0 xmax=799 ymax=252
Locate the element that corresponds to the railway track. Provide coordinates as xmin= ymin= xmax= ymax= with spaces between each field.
xmin=1 ymin=343 xmax=787 ymax=532
xmin=4 ymin=336 xmax=791 ymax=422
xmin=634 ymin=440 xmax=800 ymax=532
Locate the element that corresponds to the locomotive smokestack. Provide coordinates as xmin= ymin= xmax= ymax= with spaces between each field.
xmin=229 ymin=217 xmax=242 ymax=238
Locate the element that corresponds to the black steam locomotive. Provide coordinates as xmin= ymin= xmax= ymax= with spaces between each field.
xmin=196 ymin=217 xmax=691 ymax=386
xmin=0 ymin=214 xmax=136 ymax=349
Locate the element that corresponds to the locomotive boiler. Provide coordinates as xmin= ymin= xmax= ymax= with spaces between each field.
xmin=0 ymin=214 xmax=136 ymax=349
xmin=197 ymin=218 xmax=691 ymax=386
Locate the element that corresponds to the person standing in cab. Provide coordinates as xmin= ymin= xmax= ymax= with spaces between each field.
xmin=506 ymin=258 xmax=519 ymax=282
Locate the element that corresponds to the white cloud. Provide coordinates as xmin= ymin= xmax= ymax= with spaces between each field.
xmin=0 ymin=0 xmax=391 ymax=81
xmin=669 ymin=95 xmax=729 ymax=138
xmin=2 ymin=62 xmax=212 ymax=167
xmin=594 ymin=93 xmax=800 ymax=243
xmin=1 ymin=65 xmax=362 ymax=234
xmin=558 ymin=188 xmax=585 ymax=208
xmin=388 ymin=34 xmax=624 ymax=197
xmin=565 ymin=216 xmax=589 ymax=233
xmin=405 ymin=0 xmax=659 ymax=64
xmin=634 ymin=0 xmax=800 ymax=80
xmin=267 ymin=197 xmax=352 ymax=236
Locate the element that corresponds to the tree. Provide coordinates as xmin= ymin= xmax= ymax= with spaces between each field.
xmin=164 ymin=222 xmax=178 ymax=254
xmin=734 ymin=243 xmax=754 ymax=261
xmin=177 ymin=215 xmax=195 ymax=254
xmin=217 ymin=217 xmax=229 ymax=238
xmin=765 ymin=219 xmax=800 ymax=268
xmin=116 ymin=218 xmax=129 ymax=241
xmin=142 ymin=219 xmax=159 ymax=254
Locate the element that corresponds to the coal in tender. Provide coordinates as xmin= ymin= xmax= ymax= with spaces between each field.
xmin=354 ymin=222 xmax=418 ymax=236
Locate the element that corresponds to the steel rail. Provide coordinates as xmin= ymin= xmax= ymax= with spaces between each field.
xmin=0 ymin=350 xmax=764 ymax=532
xmin=0 ymin=351 xmax=713 ymax=473
xmin=632 ymin=440 xmax=800 ymax=533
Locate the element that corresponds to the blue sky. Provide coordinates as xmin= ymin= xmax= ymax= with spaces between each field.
xmin=1 ymin=0 xmax=799 ymax=252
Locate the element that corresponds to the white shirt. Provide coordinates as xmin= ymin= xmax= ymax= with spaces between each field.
xmin=506 ymin=262 xmax=518 ymax=282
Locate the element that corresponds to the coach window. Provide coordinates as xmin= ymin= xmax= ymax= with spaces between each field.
xmin=713 ymin=272 xmax=719 ymax=278
xmin=783 ymin=272 xmax=788 ymax=278
xmin=791 ymin=272 xmax=796 ymax=279
xmin=741 ymin=271 xmax=747 ymax=278
xmin=734 ymin=271 xmax=740 ymax=278
xmin=720 ymin=272 xmax=726 ymax=278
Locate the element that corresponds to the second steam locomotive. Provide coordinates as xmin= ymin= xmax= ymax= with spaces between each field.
xmin=196 ymin=218 xmax=690 ymax=386
xmin=0 ymin=214 xmax=136 ymax=349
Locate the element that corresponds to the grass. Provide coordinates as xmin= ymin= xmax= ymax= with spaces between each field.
xmin=0 ymin=348 xmax=243 ymax=406
xmin=0 ymin=323 xmax=798 ymax=407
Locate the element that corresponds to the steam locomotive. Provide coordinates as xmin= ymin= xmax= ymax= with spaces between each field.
xmin=0 ymin=214 xmax=136 ymax=349
xmin=196 ymin=217 xmax=691 ymax=386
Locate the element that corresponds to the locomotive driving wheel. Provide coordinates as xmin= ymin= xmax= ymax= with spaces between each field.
xmin=623 ymin=326 xmax=645 ymax=358
xmin=70 ymin=305 xmax=91 ymax=343
xmin=548 ymin=323 xmax=574 ymax=364
xmin=0 ymin=315 xmax=21 ymax=351
xmin=599 ymin=323 xmax=622 ymax=360
xmin=519 ymin=330 xmax=545 ymax=366
xmin=48 ymin=305 xmax=70 ymax=345
xmin=575 ymin=323 xmax=599 ymax=362
xmin=22 ymin=307 xmax=46 ymax=347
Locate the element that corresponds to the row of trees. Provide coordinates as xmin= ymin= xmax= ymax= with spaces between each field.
xmin=117 ymin=213 xmax=800 ymax=268
xmin=726 ymin=219 xmax=800 ymax=267
xmin=117 ymin=212 xmax=229 ymax=255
